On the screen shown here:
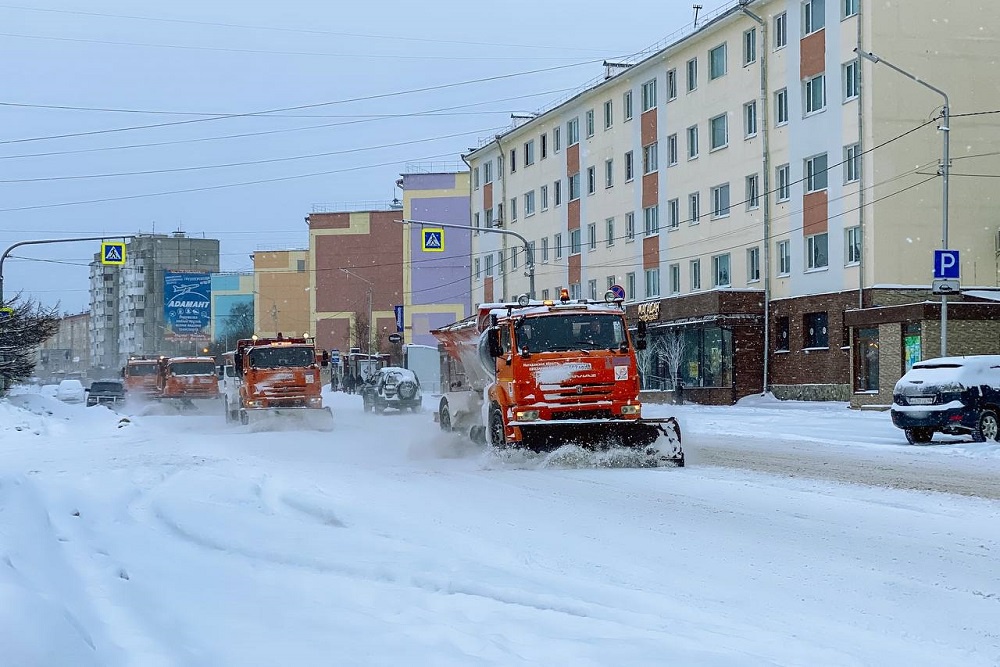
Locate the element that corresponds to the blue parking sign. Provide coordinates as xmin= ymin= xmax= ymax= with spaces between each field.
xmin=933 ymin=250 xmax=959 ymax=279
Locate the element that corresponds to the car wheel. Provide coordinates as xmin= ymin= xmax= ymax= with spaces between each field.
xmin=973 ymin=410 xmax=999 ymax=442
xmin=439 ymin=400 xmax=451 ymax=431
xmin=488 ymin=406 xmax=509 ymax=449
xmin=905 ymin=427 xmax=934 ymax=445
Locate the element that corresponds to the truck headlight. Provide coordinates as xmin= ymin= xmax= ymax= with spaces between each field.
xmin=620 ymin=404 xmax=641 ymax=415
xmin=308 ymin=397 xmax=322 ymax=406
xmin=515 ymin=409 xmax=540 ymax=421
xmin=246 ymin=399 xmax=263 ymax=408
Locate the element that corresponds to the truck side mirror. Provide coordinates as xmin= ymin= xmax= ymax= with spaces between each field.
xmin=487 ymin=327 xmax=503 ymax=358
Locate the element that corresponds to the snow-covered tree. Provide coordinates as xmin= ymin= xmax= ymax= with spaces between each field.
xmin=0 ymin=295 xmax=60 ymax=393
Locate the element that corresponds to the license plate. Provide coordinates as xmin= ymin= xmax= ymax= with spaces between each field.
xmin=908 ymin=397 xmax=934 ymax=405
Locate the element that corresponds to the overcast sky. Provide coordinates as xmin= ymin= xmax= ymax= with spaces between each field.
xmin=0 ymin=0 xmax=723 ymax=313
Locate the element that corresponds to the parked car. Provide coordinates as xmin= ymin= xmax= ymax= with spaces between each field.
xmin=360 ymin=367 xmax=422 ymax=413
xmin=890 ymin=355 xmax=1000 ymax=444
xmin=86 ymin=379 xmax=126 ymax=407
xmin=55 ymin=379 xmax=86 ymax=403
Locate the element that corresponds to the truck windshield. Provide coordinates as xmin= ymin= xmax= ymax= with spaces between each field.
xmin=248 ymin=347 xmax=315 ymax=369
xmin=170 ymin=361 xmax=217 ymax=376
xmin=514 ymin=314 xmax=626 ymax=353
xmin=127 ymin=364 xmax=158 ymax=376
xmin=90 ymin=382 xmax=123 ymax=393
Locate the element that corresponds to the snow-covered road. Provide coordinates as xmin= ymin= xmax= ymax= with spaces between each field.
xmin=2 ymin=390 xmax=999 ymax=666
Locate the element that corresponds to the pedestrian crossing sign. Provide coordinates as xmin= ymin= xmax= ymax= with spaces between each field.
xmin=101 ymin=241 xmax=126 ymax=265
xmin=421 ymin=228 xmax=444 ymax=252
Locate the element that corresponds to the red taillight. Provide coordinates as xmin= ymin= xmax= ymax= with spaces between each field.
xmin=949 ymin=414 xmax=963 ymax=421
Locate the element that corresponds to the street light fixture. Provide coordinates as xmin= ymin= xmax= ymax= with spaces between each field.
xmin=855 ymin=47 xmax=951 ymax=357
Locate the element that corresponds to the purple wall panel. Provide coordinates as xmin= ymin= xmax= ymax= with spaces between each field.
xmin=405 ymin=173 xmax=456 ymax=190
xmin=410 ymin=196 xmax=471 ymax=310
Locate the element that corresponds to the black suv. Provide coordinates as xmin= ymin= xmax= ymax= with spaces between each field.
xmin=86 ymin=379 xmax=126 ymax=407
xmin=890 ymin=355 xmax=1000 ymax=444
xmin=360 ymin=367 xmax=422 ymax=413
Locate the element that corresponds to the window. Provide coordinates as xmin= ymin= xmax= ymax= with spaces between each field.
xmin=554 ymin=126 xmax=562 ymax=152
xmin=541 ymin=237 xmax=549 ymax=262
xmin=690 ymin=259 xmax=702 ymax=290
xmin=743 ymin=28 xmax=756 ymax=66
xmin=587 ymin=166 xmax=596 ymax=194
xmin=587 ymin=223 xmax=597 ymax=251
xmin=510 ymin=148 xmax=517 ymax=173
xmin=496 ymin=201 xmax=504 ymax=224
xmin=643 ymin=142 xmax=658 ymax=174
xmin=641 ymin=78 xmax=657 ymax=111
xmin=776 ymin=164 xmax=791 ymax=201
xmin=510 ymin=197 xmax=518 ymax=222
xmin=804 ymin=0 xmax=825 ymax=34
xmin=524 ymin=140 xmax=535 ymax=166
xmin=644 ymin=205 xmax=659 ymax=235
xmin=497 ymin=250 xmax=505 ymax=275
xmin=844 ymin=143 xmax=860 ymax=183
xmin=540 ymin=184 xmax=549 ymax=210
xmin=843 ymin=0 xmax=858 ymax=17
xmin=567 ymin=117 xmax=579 ymax=145
xmin=554 ymin=180 xmax=562 ymax=206
xmin=689 ymin=192 xmax=701 ymax=224
xmin=625 ymin=212 xmax=636 ymax=241
xmin=711 ymin=183 xmax=731 ymax=218
xmin=555 ymin=233 xmax=563 ymax=259
xmin=668 ymin=198 xmax=680 ymax=228
xmin=709 ymin=43 xmax=727 ymax=80
xmin=570 ymin=283 xmax=582 ymax=300
xmin=626 ymin=272 xmax=636 ymax=301
xmin=524 ymin=190 xmax=536 ymax=216
xmin=473 ymin=211 xmax=480 ymax=230
xmin=485 ymin=254 xmax=494 ymax=277
xmin=485 ymin=208 xmax=494 ymax=228
xmin=585 ymin=109 xmax=595 ymax=137
xmin=603 ymin=100 xmax=613 ymax=129
xmin=473 ymin=167 xmax=480 ymax=190
xmin=807 ymin=232 xmax=829 ymax=269
xmin=570 ymin=229 xmax=582 ymax=255
xmin=669 ymin=264 xmax=680 ymax=294
xmin=747 ymin=246 xmax=761 ymax=282
xmin=623 ymin=90 xmax=633 ymax=120
xmin=804 ymin=312 xmax=829 ymax=348
xmin=588 ymin=279 xmax=598 ymax=301
xmin=541 ymin=133 xmax=548 ymax=159
xmin=846 ymin=226 xmax=862 ymax=264
xmin=497 ymin=155 xmax=503 ymax=177
xmin=843 ymin=59 xmax=860 ymax=101
xmin=667 ymin=134 xmax=678 ymax=166
xmin=712 ymin=253 xmax=731 ymax=287
xmin=774 ymin=12 xmax=787 ymax=49
xmin=805 ymin=153 xmax=828 ymax=192
xmin=776 ymin=316 xmax=790 ymax=350
xmin=569 ymin=173 xmax=581 ymax=200
xmin=746 ymin=174 xmax=760 ymax=209
xmin=805 ymin=74 xmax=826 ymax=114
xmin=686 ymin=58 xmax=698 ymax=92
xmin=606 ymin=276 xmax=615 ymax=291
xmin=644 ymin=268 xmax=660 ymax=298
xmin=666 ymin=69 xmax=677 ymax=100
xmin=775 ymin=88 xmax=789 ymax=125
xmin=541 ymin=289 xmax=550 ymax=300
xmin=624 ymin=150 xmax=634 ymax=181
xmin=483 ymin=161 xmax=493 ymax=183
xmin=709 ymin=114 xmax=728 ymax=150
xmin=744 ymin=101 xmax=757 ymax=138
xmin=512 ymin=247 xmax=519 ymax=269
xmin=687 ymin=125 xmax=699 ymax=159
xmin=606 ymin=218 xmax=615 ymax=247
xmin=777 ymin=239 xmax=791 ymax=275
xmin=605 ymin=159 xmax=614 ymax=188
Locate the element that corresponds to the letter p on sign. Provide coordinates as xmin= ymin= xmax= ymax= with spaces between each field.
xmin=933 ymin=250 xmax=959 ymax=279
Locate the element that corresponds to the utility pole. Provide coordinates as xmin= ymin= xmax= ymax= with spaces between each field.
xmin=341 ymin=268 xmax=375 ymax=354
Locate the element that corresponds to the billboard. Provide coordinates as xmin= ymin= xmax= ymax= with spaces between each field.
xmin=164 ymin=271 xmax=212 ymax=342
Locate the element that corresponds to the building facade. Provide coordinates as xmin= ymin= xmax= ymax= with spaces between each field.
xmin=210 ymin=272 xmax=254 ymax=349
xmin=37 ymin=312 xmax=90 ymax=381
xmin=252 ymin=250 xmax=311 ymax=339
xmin=464 ymin=0 xmax=1000 ymax=405
xmin=89 ymin=232 xmax=220 ymax=371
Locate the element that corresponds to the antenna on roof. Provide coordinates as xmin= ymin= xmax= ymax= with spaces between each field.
xmin=693 ymin=4 xmax=703 ymax=28
xmin=603 ymin=60 xmax=634 ymax=80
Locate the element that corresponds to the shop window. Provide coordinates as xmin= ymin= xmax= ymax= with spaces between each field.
xmin=903 ymin=322 xmax=922 ymax=372
xmin=854 ymin=327 xmax=879 ymax=392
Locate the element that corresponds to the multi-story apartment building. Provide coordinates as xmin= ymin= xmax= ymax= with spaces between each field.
xmin=89 ymin=232 xmax=220 ymax=370
xmin=465 ymin=0 xmax=1000 ymax=405
xmin=37 ymin=312 xmax=90 ymax=380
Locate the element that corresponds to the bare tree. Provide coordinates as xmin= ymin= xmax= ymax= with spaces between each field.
xmin=0 ymin=295 xmax=60 ymax=393
xmin=636 ymin=334 xmax=668 ymax=390
xmin=352 ymin=311 xmax=370 ymax=352
xmin=661 ymin=330 xmax=687 ymax=399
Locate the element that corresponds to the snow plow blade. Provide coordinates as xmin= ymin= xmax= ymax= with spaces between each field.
xmin=515 ymin=417 xmax=684 ymax=467
xmin=240 ymin=406 xmax=334 ymax=432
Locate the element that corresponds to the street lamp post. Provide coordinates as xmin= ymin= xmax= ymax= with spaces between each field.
xmin=340 ymin=268 xmax=374 ymax=354
xmin=855 ymin=48 xmax=950 ymax=357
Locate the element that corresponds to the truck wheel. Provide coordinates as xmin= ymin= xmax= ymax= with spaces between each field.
xmin=489 ymin=407 xmax=508 ymax=449
xmin=439 ymin=400 xmax=451 ymax=431
xmin=973 ymin=410 xmax=999 ymax=442
xmin=905 ymin=427 xmax=933 ymax=444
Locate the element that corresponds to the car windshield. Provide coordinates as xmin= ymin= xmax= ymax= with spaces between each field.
xmin=514 ymin=314 xmax=626 ymax=353
xmin=170 ymin=361 xmax=217 ymax=376
xmin=90 ymin=382 xmax=123 ymax=392
xmin=127 ymin=363 xmax=159 ymax=376
xmin=248 ymin=347 xmax=315 ymax=369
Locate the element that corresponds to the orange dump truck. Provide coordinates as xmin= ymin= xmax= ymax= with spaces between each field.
xmin=431 ymin=292 xmax=683 ymax=466
xmin=122 ymin=356 xmax=161 ymax=398
xmin=156 ymin=356 xmax=220 ymax=403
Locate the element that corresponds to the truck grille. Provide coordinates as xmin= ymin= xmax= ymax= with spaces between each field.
xmin=539 ymin=381 xmax=615 ymax=405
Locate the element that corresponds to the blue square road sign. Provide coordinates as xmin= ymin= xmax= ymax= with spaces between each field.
xmin=101 ymin=241 xmax=126 ymax=265
xmin=421 ymin=229 xmax=444 ymax=252
xmin=933 ymin=250 xmax=959 ymax=279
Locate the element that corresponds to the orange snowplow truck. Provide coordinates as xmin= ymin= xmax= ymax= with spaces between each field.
xmin=156 ymin=356 xmax=220 ymax=402
xmin=432 ymin=292 xmax=683 ymax=467
xmin=122 ymin=356 xmax=161 ymax=397
xmin=228 ymin=335 xmax=334 ymax=430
